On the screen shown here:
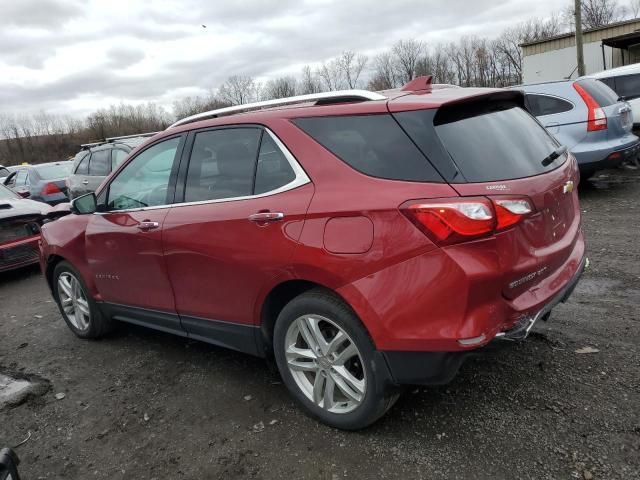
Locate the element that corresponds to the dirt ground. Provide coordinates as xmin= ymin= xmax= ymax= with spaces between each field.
xmin=1 ymin=168 xmax=639 ymax=480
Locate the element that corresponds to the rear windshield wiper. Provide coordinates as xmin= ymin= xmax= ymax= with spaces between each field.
xmin=541 ymin=146 xmax=567 ymax=167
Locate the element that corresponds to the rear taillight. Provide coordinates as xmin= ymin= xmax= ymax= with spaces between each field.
xmin=42 ymin=182 xmax=62 ymax=195
xmin=402 ymin=196 xmax=534 ymax=246
xmin=573 ymin=82 xmax=607 ymax=131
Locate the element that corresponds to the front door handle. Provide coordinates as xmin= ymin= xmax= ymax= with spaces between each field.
xmin=82 ymin=180 xmax=89 ymax=185
xmin=248 ymin=212 xmax=284 ymax=223
xmin=137 ymin=221 xmax=160 ymax=231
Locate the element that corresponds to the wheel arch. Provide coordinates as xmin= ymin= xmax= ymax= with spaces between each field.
xmin=258 ymin=278 xmax=372 ymax=357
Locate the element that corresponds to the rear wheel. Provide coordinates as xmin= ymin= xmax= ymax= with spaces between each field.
xmin=52 ymin=261 xmax=113 ymax=339
xmin=273 ymin=289 xmax=397 ymax=429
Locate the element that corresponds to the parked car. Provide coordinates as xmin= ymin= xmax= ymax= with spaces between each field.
xmin=66 ymin=133 xmax=159 ymax=199
xmin=40 ymin=79 xmax=586 ymax=429
xmin=514 ymin=78 xmax=639 ymax=177
xmin=581 ymin=63 xmax=640 ymax=127
xmin=0 ymin=182 xmax=50 ymax=273
xmin=3 ymin=162 xmax=73 ymax=205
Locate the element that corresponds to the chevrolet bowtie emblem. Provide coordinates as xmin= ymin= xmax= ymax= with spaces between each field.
xmin=563 ymin=180 xmax=574 ymax=194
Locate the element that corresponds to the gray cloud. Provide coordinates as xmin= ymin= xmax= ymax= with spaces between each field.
xmin=0 ymin=0 xmax=562 ymax=116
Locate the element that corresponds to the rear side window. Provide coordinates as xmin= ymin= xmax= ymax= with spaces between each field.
xmin=293 ymin=114 xmax=442 ymax=182
xmin=254 ymin=133 xmax=296 ymax=194
xmin=525 ymin=94 xmax=573 ymax=117
xmin=89 ymin=150 xmax=110 ymax=176
xmin=575 ymin=79 xmax=618 ymax=106
xmin=610 ymin=74 xmax=640 ymax=100
xmin=432 ymin=105 xmax=563 ymax=182
xmin=184 ymin=128 xmax=261 ymax=202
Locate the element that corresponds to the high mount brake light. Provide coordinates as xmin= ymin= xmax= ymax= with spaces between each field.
xmin=573 ymin=82 xmax=607 ymax=132
xmin=402 ymin=196 xmax=534 ymax=245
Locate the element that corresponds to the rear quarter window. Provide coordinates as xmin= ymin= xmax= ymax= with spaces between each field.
xmin=525 ymin=94 xmax=573 ymax=116
xmin=293 ymin=114 xmax=442 ymax=182
xmin=610 ymin=74 xmax=640 ymax=100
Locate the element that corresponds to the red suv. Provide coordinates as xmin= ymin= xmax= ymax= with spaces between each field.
xmin=40 ymin=77 xmax=586 ymax=429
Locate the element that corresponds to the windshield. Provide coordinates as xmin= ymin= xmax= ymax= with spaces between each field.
xmin=434 ymin=105 xmax=564 ymax=182
xmin=0 ymin=183 xmax=20 ymax=200
xmin=36 ymin=163 xmax=73 ymax=180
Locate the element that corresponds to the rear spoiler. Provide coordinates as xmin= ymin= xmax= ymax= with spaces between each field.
xmin=434 ymin=90 xmax=526 ymax=126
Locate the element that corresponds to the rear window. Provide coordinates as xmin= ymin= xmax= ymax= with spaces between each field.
xmin=36 ymin=163 xmax=73 ymax=180
xmin=431 ymin=104 xmax=563 ymax=182
xmin=575 ymin=78 xmax=618 ymax=106
xmin=293 ymin=114 xmax=442 ymax=182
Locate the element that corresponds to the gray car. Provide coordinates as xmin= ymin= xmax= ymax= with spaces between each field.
xmin=513 ymin=78 xmax=639 ymax=176
xmin=3 ymin=161 xmax=73 ymax=205
xmin=67 ymin=132 xmax=159 ymax=199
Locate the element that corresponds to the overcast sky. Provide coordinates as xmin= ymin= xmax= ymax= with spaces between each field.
xmin=1 ymin=0 xmax=567 ymax=117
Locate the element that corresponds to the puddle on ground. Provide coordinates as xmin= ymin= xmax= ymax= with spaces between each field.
xmin=0 ymin=373 xmax=48 ymax=409
xmin=575 ymin=277 xmax=623 ymax=296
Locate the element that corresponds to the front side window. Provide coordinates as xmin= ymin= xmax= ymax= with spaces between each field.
xmin=75 ymin=154 xmax=90 ymax=174
xmin=89 ymin=150 xmax=110 ymax=176
xmin=107 ymin=137 xmax=181 ymax=211
xmin=184 ymin=128 xmax=261 ymax=202
xmin=525 ymin=94 xmax=573 ymax=117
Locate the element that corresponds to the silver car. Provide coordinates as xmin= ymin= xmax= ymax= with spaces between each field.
xmin=67 ymin=132 xmax=159 ymax=199
xmin=513 ymin=78 xmax=639 ymax=177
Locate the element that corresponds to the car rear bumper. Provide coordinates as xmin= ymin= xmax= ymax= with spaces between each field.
xmin=381 ymin=254 xmax=587 ymax=385
xmin=0 ymin=236 xmax=41 ymax=273
xmin=572 ymin=136 xmax=640 ymax=170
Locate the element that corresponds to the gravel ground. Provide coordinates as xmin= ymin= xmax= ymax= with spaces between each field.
xmin=1 ymin=168 xmax=639 ymax=480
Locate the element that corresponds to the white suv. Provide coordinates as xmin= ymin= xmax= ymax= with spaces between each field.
xmin=581 ymin=64 xmax=640 ymax=127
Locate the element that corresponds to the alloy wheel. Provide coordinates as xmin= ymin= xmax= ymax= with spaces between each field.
xmin=285 ymin=315 xmax=366 ymax=414
xmin=57 ymin=272 xmax=91 ymax=331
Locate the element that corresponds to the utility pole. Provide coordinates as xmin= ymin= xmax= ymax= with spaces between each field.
xmin=575 ymin=0 xmax=585 ymax=76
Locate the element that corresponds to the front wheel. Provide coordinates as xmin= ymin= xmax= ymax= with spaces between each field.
xmin=52 ymin=261 xmax=113 ymax=339
xmin=273 ymin=289 xmax=397 ymax=430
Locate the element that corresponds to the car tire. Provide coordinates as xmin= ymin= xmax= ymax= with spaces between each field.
xmin=52 ymin=261 xmax=113 ymax=339
xmin=273 ymin=288 xmax=398 ymax=430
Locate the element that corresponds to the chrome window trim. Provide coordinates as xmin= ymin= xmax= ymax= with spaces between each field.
xmin=95 ymin=128 xmax=310 ymax=215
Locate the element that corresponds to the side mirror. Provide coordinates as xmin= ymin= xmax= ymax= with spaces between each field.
xmin=71 ymin=192 xmax=97 ymax=214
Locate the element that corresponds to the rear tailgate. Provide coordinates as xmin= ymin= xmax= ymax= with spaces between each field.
xmin=393 ymin=91 xmax=582 ymax=299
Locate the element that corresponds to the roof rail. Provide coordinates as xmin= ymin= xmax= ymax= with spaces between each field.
xmin=105 ymin=131 xmax=161 ymax=142
xmin=80 ymin=131 xmax=160 ymax=149
xmin=168 ymin=89 xmax=387 ymax=129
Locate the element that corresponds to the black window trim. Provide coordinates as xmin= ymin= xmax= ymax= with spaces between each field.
xmin=172 ymin=124 xmax=310 ymax=208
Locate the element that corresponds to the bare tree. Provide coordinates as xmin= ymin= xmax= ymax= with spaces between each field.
xmin=564 ymin=0 xmax=623 ymax=29
xmin=630 ymin=0 xmax=640 ymax=17
xmin=392 ymin=39 xmax=426 ymax=84
xmin=262 ymin=76 xmax=297 ymax=99
xmin=299 ymin=65 xmax=322 ymax=94
xmin=218 ymin=75 xmax=257 ymax=105
xmin=316 ymin=59 xmax=344 ymax=91
xmin=337 ymin=50 xmax=368 ymax=88
xmin=172 ymin=93 xmax=231 ymax=119
xmin=368 ymin=52 xmax=397 ymax=90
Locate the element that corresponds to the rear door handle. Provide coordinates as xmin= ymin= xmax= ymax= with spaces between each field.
xmin=248 ymin=212 xmax=284 ymax=223
xmin=82 ymin=180 xmax=89 ymax=185
xmin=137 ymin=221 xmax=160 ymax=231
